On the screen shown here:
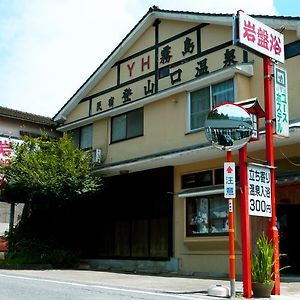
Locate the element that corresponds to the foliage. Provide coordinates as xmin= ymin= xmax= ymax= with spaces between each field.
xmin=0 ymin=133 xmax=101 ymax=203
xmin=0 ymin=133 xmax=102 ymax=266
xmin=4 ymin=226 xmax=79 ymax=267
xmin=251 ymin=233 xmax=275 ymax=284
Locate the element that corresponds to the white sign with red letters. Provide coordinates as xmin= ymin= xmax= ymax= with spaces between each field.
xmin=0 ymin=136 xmax=22 ymax=165
xmin=236 ymin=12 xmax=284 ymax=63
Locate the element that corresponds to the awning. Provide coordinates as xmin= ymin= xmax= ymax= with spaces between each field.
xmin=276 ymin=171 xmax=300 ymax=185
xmin=178 ymin=184 xmax=224 ymax=198
xmin=235 ymin=97 xmax=265 ymax=118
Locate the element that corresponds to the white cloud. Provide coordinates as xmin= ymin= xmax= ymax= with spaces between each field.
xmin=0 ymin=0 xmax=277 ymax=117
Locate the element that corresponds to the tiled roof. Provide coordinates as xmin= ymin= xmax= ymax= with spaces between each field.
xmin=148 ymin=5 xmax=300 ymax=20
xmin=0 ymin=106 xmax=57 ymax=127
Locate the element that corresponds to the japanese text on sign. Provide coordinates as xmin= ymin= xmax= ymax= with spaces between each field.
xmin=237 ymin=12 xmax=284 ymax=63
xmin=224 ymin=162 xmax=236 ymax=198
xmin=0 ymin=137 xmax=23 ymax=165
xmin=0 ymin=139 xmax=12 ymax=165
xmin=248 ymin=164 xmax=272 ymax=217
xmin=274 ymin=65 xmax=289 ymax=137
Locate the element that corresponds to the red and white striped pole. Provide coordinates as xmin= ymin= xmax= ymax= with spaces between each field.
xmin=226 ymin=151 xmax=236 ymax=298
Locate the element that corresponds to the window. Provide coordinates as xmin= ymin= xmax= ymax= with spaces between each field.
xmin=111 ymin=108 xmax=143 ymax=142
xmin=70 ymin=125 xmax=93 ymax=149
xmin=186 ymin=195 xmax=228 ymax=236
xmin=189 ymin=79 xmax=234 ymax=130
xmin=285 ymin=40 xmax=300 ymax=59
xmin=190 ymin=87 xmax=210 ymax=131
xmin=181 ymin=170 xmax=212 ymax=189
xmin=212 ymin=79 xmax=234 ymax=107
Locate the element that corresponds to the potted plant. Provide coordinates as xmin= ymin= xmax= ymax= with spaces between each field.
xmin=251 ymin=233 xmax=275 ymax=298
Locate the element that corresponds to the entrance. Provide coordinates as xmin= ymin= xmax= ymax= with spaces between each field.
xmin=277 ymin=204 xmax=300 ymax=274
xmin=81 ymin=166 xmax=174 ymax=260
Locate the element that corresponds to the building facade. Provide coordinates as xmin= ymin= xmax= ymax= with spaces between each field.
xmin=0 ymin=106 xmax=60 ymax=237
xmin=54 ymin=7 xmax=300 ymax=275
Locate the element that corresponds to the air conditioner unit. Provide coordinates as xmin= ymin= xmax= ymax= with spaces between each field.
xmin=92 ymin=148 xmax=102 ymax=163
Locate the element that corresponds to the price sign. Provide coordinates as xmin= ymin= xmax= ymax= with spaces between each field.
xmin=248 ymin=164 xmax=272 ymax=217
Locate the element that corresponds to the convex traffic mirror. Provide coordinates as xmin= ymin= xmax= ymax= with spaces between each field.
xmin=204 ymin=103 xmax=253 ymax=151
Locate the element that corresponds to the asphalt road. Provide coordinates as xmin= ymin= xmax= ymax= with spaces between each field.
xmin=0 ymin=270 xmax=222 ymax=300
xmin=0 ymin=269 xmax=299 ymax=299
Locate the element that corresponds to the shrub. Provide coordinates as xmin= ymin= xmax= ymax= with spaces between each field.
xmin=251 ymin=233 xmax=274 ymax=284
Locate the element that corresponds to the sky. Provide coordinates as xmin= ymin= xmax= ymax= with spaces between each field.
xmin=0 ymin=0 xmax=300 ymax=118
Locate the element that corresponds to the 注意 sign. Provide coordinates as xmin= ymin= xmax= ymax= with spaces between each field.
xmin=248 ymin=163 xmax=272 ymax=217
xmin=224 ymin=162 xmax=236 ymax=198
xmin=274 ymin=65 xmax=289 ymax=137
xmin=235 ymin=11 xmax=284 ymax=63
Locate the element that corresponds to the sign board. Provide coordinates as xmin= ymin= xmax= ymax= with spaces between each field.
xmin=248 ymin=164 xmax=272 ymax=217
xmin=250 ymin=113 xmax=258 ymax=141
xmin=224 ymin=162 xmax=236 ymax=198
xmin=235 ymin=11 xmax=284 ymax=63
xmin=274 ymin=65 xmax=289 ymax=137
xmin=0 ymin=136 xmax=23 ymax=165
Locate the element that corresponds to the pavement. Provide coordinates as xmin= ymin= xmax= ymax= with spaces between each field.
xmin=1 ymin=269 xmax=299 ymax=299
xmin=72 ymin=271 xmax=299 ymax=299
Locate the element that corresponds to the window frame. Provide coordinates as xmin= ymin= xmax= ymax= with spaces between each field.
xmin=111 ymin=108 xmax=144 ymax=143
xmin=70 ymin=124 xmax=93 ymax=150
xmin=187 ymin=78 xmax=234 ymax=132
xmin=180 ymin=167 xmax=239 ymax=238
xmin=185 ymin=194 xmax=229 ymax=237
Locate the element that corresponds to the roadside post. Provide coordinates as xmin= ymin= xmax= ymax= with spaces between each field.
xmin=239 ymin=144 xmax=252 ymax=297
xmin=264 ymin=55 xmax=280 ymax=294
xmin=233 ymin=10 xmax=286 ymax=295
xmin=224 ymin=152 xmax=236 ymax=298
xmin=205 ymin=102 xmax=254 ymax=298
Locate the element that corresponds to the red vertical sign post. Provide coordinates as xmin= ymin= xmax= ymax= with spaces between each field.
xmin=263 ymin=56 xmax=280 ymax=294
xmin=234 ymin=11 xmax=284 ymax=296
xmin=239 ymin=145 xmax=252 ymax=298
xmin=205 ymin=103 xmax=254 ymax=298
xmin=225 ymin=151 xmax=236 ymax=298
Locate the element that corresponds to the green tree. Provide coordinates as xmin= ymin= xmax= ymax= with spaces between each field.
xmin=1 ymin=133 xmax=101 ymax=202
xmin=0 ymin=134 xmax=102 ymax=266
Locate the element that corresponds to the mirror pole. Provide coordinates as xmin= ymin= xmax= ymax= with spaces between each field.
xmin=263 ymin=55 xmax=280 ymax=294
xmin=227 ymin=151 xmax=236 ymax=298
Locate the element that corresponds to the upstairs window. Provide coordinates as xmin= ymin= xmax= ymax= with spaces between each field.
xmin=70 ymin=124 xmax=93 ymax=150
xmin=189 ymin=79 xmax=234 ymax=130
xmin=111 ymin=108 xmax=144 ymax=143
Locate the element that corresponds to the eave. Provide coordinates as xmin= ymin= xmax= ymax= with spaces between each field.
xmin=93 ymin=122 xmax=300 ymax=177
